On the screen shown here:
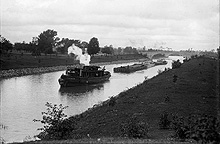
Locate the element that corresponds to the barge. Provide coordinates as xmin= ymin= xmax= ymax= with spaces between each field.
xmin=154 ymin=59 xmax=168 ymax=65
xmin=113 ymin=63 xmax=149 ymax=73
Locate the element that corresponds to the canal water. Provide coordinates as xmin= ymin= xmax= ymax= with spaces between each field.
xmin=0 ymin=56 xmax=183 ymax=142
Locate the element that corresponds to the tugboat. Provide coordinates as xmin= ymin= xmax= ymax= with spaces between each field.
xmin=58 ymin=65 xmax=111 ymax=87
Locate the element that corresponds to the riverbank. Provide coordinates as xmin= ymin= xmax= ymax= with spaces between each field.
xmin=0 ymin=55 xmax=148 ymax=79
xmin=25 ymin=56 xmax=218 ymax=143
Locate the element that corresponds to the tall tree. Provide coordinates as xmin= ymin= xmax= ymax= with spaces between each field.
xmin=117 ymin=47 xmax=122 ymax=54
xmin=88 ymin=37 xmax=100 ymax=55
xmin=73 ymin=40 xmax=81 ymax=48
xmin=37 ymin=29 xmax=59 ymax=54
xmin=14 ymin=41 xmax=29 ymax=52
xmin=30 ymin=37 xmax=40 ymax=55
xmin=0 ymin=35 xmax=13 ymax=55
xmin=124 ymin=46 xmax=133 ymax=54
xmin=56 ymin=38 xmax=75 ymax=54
xmin=81 ymin=41 xmax=88 ymax=48
xmin=102 ymin=45 xmax=114 ymax=55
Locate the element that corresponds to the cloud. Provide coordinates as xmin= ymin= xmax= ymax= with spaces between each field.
xmin=1 ymin=0 xmax=219 ymax=50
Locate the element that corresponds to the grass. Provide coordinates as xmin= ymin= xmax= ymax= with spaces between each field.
xmin=0 ymin=52 xmax=147 ymax=70
xmin=67 ymin=57 xmax=218 ymax=139
xmin=11 ymin=56 xmax=219 ymax=143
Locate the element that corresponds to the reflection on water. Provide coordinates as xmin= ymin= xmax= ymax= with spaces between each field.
xmin=59 ymin=84 xmax=104 ymax=96
xmin=0 ymin=56 xmax=184 ymax=142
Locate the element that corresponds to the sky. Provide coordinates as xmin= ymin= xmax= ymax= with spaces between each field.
xmin=1 ymin=0 xmax=219 ymax=51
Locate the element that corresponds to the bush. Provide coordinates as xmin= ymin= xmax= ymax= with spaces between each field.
xmin=172 ymin=114 xmax=220 ymax=143
xmin=171 ymin=115 xmax=189 ymax=140
xmin=157 ymin=69 xmax=163 ymax=75
xmin=34 ymin=102 xmax=73 ymax=140
xmin=159 ymin=112 xmax=171 ymax=129
xmin=108 ymin=96 xmax=117 ymax=107
xmin=191 ymin=55 xmax=198 ymax=59
xmin=183 ymin=58 xmax=190 ymax=63
xmin=0 ymin=123 xmax=7 ymax=144
xmin=172 ymin=59 xmax=181 ymax=69
xmin=121 ymin=116 xmax=149 ymax=138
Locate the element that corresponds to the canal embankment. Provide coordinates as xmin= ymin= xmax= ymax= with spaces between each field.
xmin=0 ymin=53 xmax=149 ymax=79
xmin=29 ymin=56 xmax=218 ymax=143
xmin=0 ymin=58 xmax=149 ymax=79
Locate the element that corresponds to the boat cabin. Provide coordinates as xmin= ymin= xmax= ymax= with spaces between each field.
xmin=66 ymin=66 xmax=105 ymax=78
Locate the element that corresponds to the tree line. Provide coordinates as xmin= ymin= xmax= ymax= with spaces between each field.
xmin=1 ymin=29 xmax=100 ymax=56
xmin=1 ymin=29 xmax=140 ymax=57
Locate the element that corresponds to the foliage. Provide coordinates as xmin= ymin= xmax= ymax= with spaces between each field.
xmin=151 ymin=53 xmax=166 ymax=59
xmin=172 ymin=59 xmax=181 ymax=69
xmin=0 ymin=35 xmax=13 ymax=55
xmin=191 ymin=55 xmax=198 ymax=59
xmin=34 ymin=102 xmax=73 ymax=140
xmin=173 ymin=74 xmax=178 ymax=83
xmin=37 ymin=29 xmax=60 ymax=54
xmin=56 ymin=38 xmax=75 ymax=54
xmin=0 ymin=137 xmax=6 ymax=144
xmin=101 ymin=45 xmax=114 ymax=55
xmin=183 ymin=57 xmax=190 ymax=63
xmin=14 ymin=39 xmax=39 ymax=55
xmin=157 ymin=69 xmax=163 ymax=74
xmin=121 ymin=116 xmax=149 ymax=138
xmin=123 ymin=46 xmax=138 ymax=54
xmin=30 ymin=37 xmax=40 ymax=56
xmin=164 ymin=67 xmax=170 ymax=72
xmin=0 ymin=123 xmax=7 ymax=130
xmin=108 ymin=96 xmax=117 ymax=107
xmin=51 ymin=38 xmax=89 ymax=54
xmin=172 ymin=114 xmax=220 ymax=143
xmin=159 ymin=112 xmax=171 ymax=129
xmin=218 ymin=47 xmax=220 ymax=59
xmin=81 ymin=41 xmax=89 ymax=49
xmin=88 ymin=37 xmax=100 ymax=55
xmin=0 ymin=123 xmax=7 ymax=144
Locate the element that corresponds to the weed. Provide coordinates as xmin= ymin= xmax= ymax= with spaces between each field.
xmin=108 ymin=96 xmax=117 ymax=107
xmin=159 ymin=112 xmax=171 ymax=129
xmin=157 ymin=69 xmax=163 ymax=75
xmin=34 ymin=102 xmax=74 ymax=140
xmin=172 ymin=114 xmax=220 ymax=143
xmin=121 ymin=116 xmax=149 ymax=138
xmin=172 ymin=59 xmax=181 ymax=69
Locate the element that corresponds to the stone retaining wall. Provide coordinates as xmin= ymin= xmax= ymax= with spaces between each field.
xmin=0 ymin=66 xmax=69 ymax=79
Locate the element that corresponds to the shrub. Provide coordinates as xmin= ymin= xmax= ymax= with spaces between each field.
xmin=173 ymin=74 xmax=178 ymax=83
xmin=172 ymin=114 xmax=220 ymax=143
xmin=157 ymin=69 xmax=163 ymax=75
xmin=172 ymin=59 xmax=181 ymax=69
xmin=108 ymin=96 xmax=117 ymax=107
xmin=159 ymin=112 xmax=171 ymax=129
xmin=34 ymin=102 xmax=72 ymax=140
xmin=183 ymin=57 xmax=191 ymax=63
xmin=0 ymin=124 xmax=7 ymax=130
xmin=164 ymin=67 xmax=170 ymax=72
xmin=171 ymin=115 xmax=189 ymax=140
xmin=164 ymin=96 xmax=170 ymax=102
xmin=191 ymin=55 xmax=198 ymax=59
xmin=0 ymin=124 xmax=7 ymax=144
xmin=121 ymin=116 xmax=149 ymax=138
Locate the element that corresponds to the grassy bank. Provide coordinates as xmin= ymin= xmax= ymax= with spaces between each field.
xmin=0 ymin=53 xmax=147 ymax=79
xmin=28 ymin=56 xmax=218 ymax=143
xmin=0 ymin=53 xmax=146 ymax=70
